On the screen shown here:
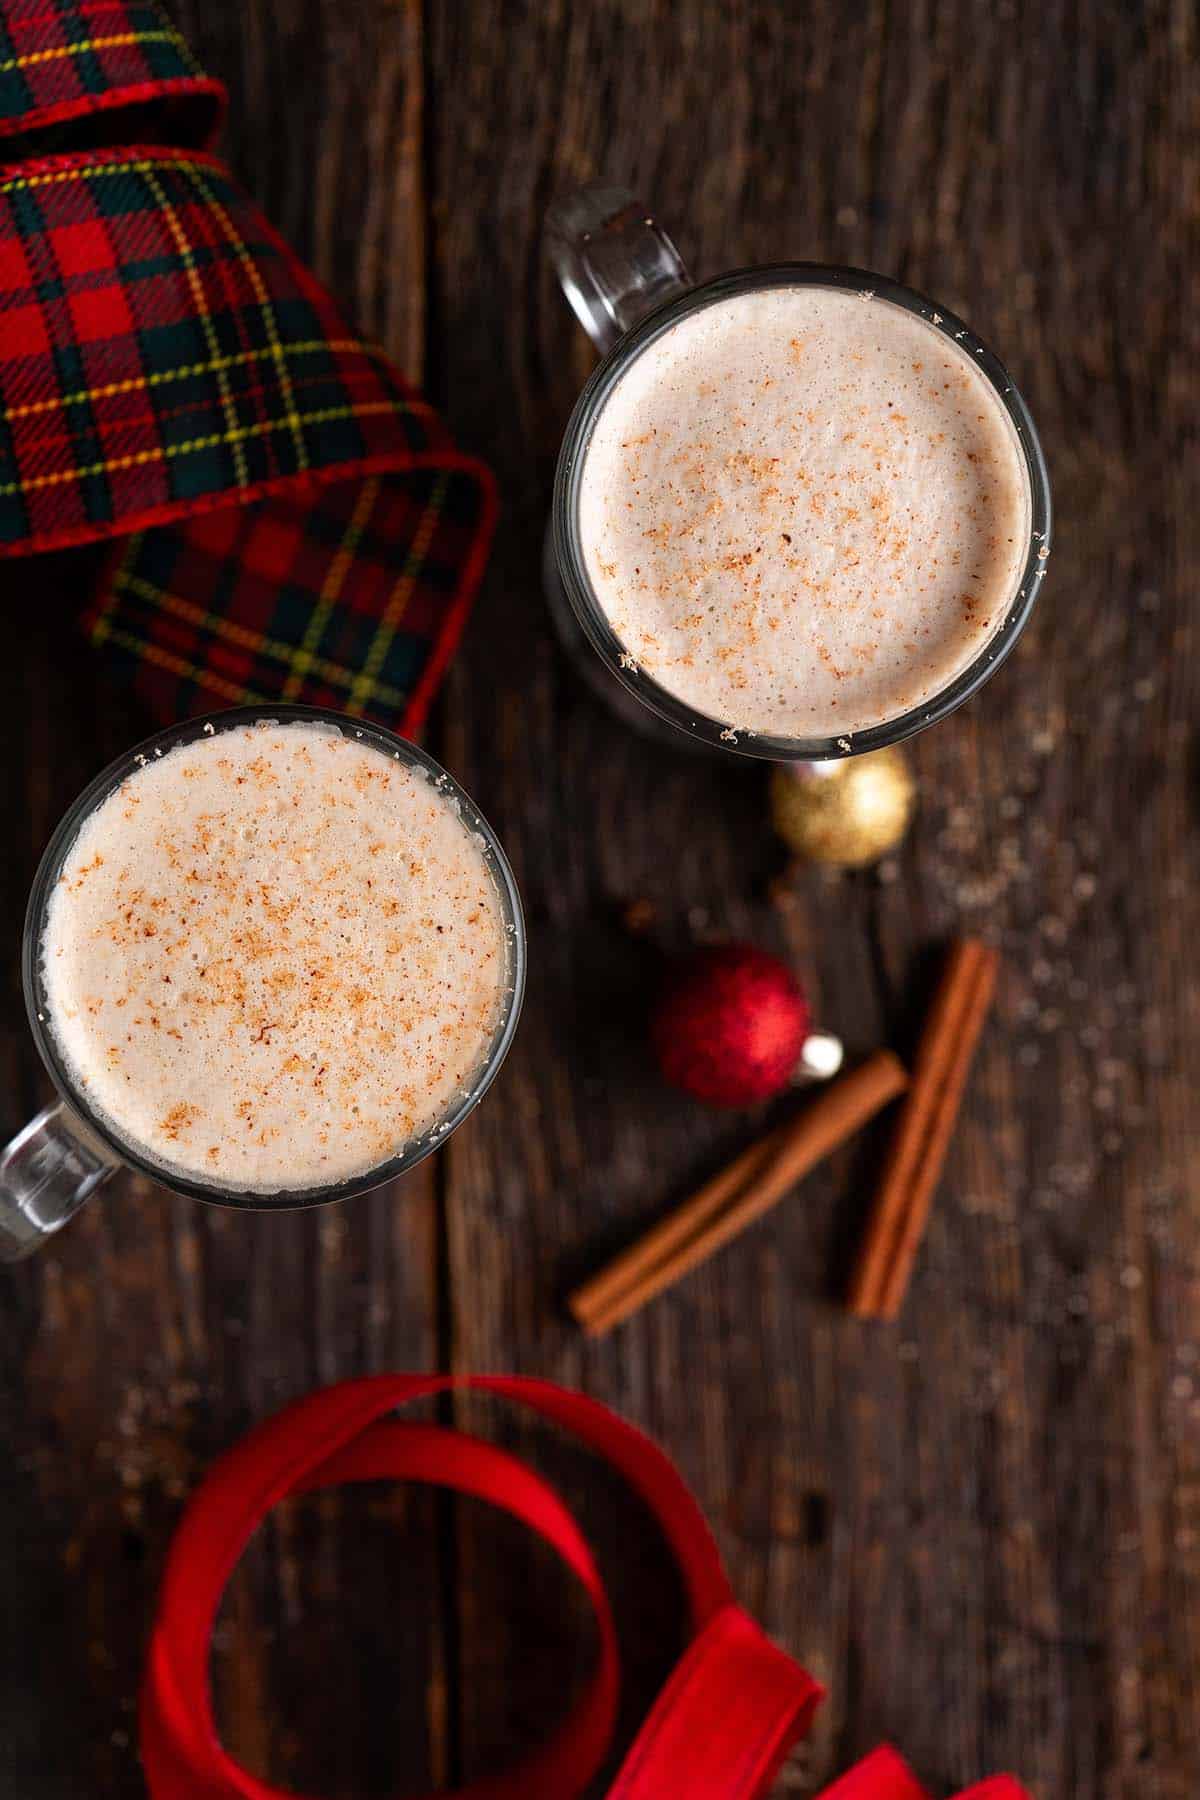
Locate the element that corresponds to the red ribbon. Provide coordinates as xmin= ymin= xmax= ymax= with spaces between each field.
xmin=817 ymin=1747 xmax=1030 ymax=1800
xmin=140 ymin=1375 xmax=1030 ymax=1800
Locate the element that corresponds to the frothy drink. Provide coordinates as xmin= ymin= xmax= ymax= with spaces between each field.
xmin=41 ymin=722 xmax=509 ymax=1193
xmin=578 ymin=285 xmax=1032 ymax=739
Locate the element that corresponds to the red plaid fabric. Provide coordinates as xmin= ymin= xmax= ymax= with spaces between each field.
xmin=0 ymin=0 xmax=496 ymax=734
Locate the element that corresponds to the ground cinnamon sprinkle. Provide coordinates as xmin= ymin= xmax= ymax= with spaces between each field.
xmin=579 ymin=285 xmax=1031 ymax=739
xmin=42 ymin=722 xmax=509 ymax=1192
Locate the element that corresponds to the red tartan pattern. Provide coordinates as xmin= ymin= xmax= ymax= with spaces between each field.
xmin=0 ymin=0 xmax=222 ymax=145
xmin=0 ymin=1 xmax=495 ymax=733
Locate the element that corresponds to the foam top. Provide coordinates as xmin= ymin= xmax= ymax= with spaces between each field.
xmin=578 ymin=285 xmax=1032 ymax=740
xmin=41 ymin=722 xmax=509 ymax=1193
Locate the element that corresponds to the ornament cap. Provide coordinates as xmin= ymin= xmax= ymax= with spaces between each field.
xmin=795 ymin=1031 xmax=845 ymax=1083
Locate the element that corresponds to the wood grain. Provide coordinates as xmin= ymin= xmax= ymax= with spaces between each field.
xmin=0 ymin=1 xmax=1196 ymax=1797
xmin=428 ymin=1 xmax=1199 ymax=1795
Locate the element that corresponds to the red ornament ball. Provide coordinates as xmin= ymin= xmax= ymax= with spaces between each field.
xmin=650 ymin=944 xmax=811 ymax=1107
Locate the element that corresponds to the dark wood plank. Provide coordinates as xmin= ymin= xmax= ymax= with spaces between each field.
xmin=428 ymin=1 xmax=1200 ymax=1796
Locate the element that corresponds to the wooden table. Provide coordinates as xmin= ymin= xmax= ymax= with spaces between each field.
xmin=3 ymin=2 xmax=1197 ymax=1795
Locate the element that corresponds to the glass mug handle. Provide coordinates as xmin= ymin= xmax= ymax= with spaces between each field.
xmin=545 ymin=183 xmax=690 ymax=355
xmin=0 ymin=1101 xmax=119 ymax=1261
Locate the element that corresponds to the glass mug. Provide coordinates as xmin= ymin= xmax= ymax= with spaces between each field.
xmin=545 ymin=183 xmax=1052 ymax=761
xmin=0 ymin=705 xmax=525 ymax=1260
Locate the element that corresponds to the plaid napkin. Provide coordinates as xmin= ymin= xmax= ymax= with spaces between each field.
xmin=0 ymin=0 xmax=496 ymax=733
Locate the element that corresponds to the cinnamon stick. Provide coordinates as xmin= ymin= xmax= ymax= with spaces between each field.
xmin=847 ymin=939 xmax=999 ymax=1320
xmin=570 ymin=1050 xmax=908 ymax=1337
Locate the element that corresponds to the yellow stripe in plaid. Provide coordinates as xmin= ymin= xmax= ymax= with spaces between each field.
xmin=181 ymin=162 xmax=310 ymax=476
xmin=1 ymin=155 xmax=209 ymax=196
xmin=346 ymin=475 xmax=448 ymax=714
xmin=0 ymin=29 xmax=180 ymax=75
xmin=2 ymin=341 xmax=363 ymax=423
xmin=281 ymin=476 xmax=381 ymax=700
xmin=0 ymin=401 xmax=398 ymax=497
xmin=89 ymin=623 xmax=270 ymax=708
xmin=142 ymin=165 xmax=249 ymax=487
xmin=108 ymin=568 xmax=408 ymax=710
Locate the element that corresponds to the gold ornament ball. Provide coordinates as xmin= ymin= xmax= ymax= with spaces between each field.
xmin=770 ymin=747 xmax=916 ymax=867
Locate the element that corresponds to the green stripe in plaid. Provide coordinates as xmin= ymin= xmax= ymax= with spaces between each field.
xmin=0 ymin=0 xmax=496 ymax=737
